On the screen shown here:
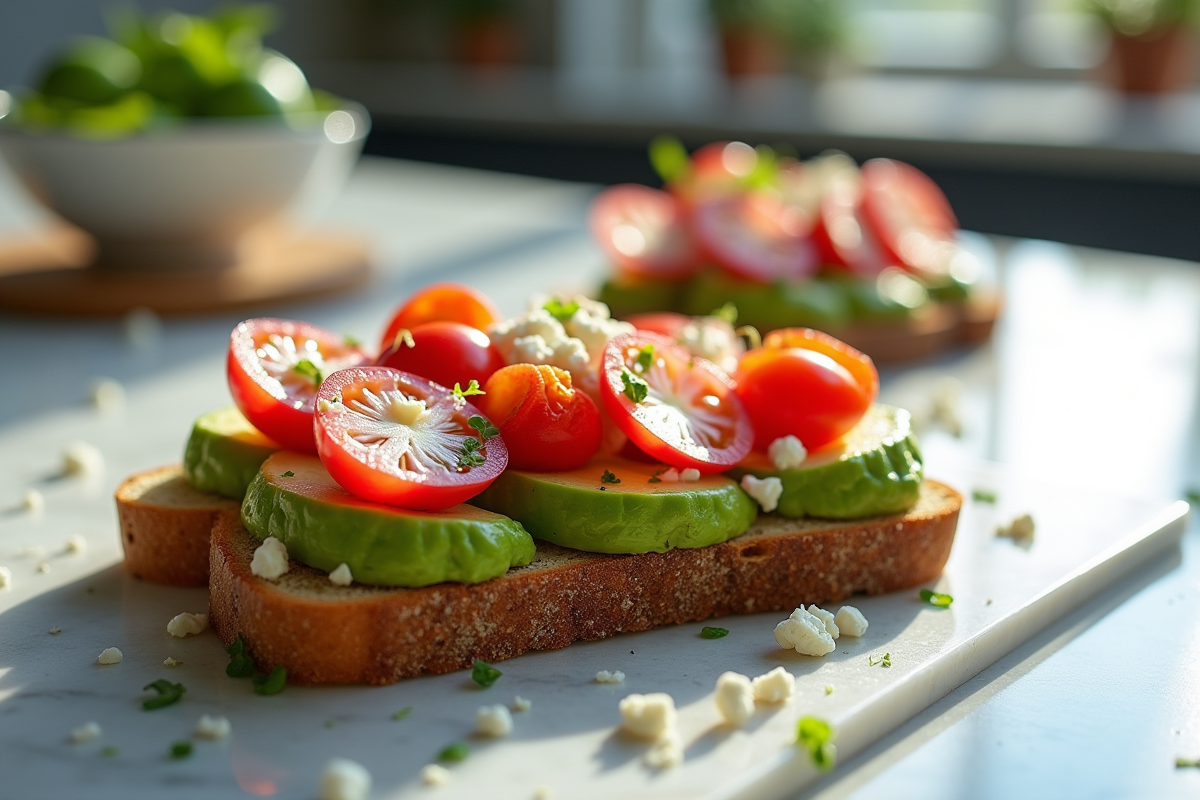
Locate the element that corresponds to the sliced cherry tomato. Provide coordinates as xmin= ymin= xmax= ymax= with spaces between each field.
xmin=692 ymin=193 xmax=818 ymax=284
xmin=624 ymin=312 xmax=690 ymax=339
xmin=860 ymin=159 xmax=959 ymax=274
xmin=810 ymin=188 xmax=891 ymax=278
xmin=669 ymin=140 xmax=758 ymax=207
xmin=380 ymin=283 xmax=500 ymax=350
xmin=377 ymin=321 xmax=506 ymax=392
xmin=735 ymin=328 xmax=878 ymax=452
xmin=589 ymin=184 xmax=698 ymax=281
xmin=600 ymin=332 xmax=751 ymax=474
xmin=227 ymin=318 xmax=368 ymax=453
xmin=478 ymin=364 xmax=602 ymax=471
xmin=314 ymin=366 xmax=506 ymax=510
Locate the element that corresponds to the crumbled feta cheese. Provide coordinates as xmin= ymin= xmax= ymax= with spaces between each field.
xmin=36 ymin=562 xmax=50 ymax=574
xmin=320 ymin=758 xmax=372 ymax=800
xmin=64 ymin=534 xmax=87 ymax=554
xmin=512 ymin=696 xmax=532 ymax=713
xmin=997 ymin=513 xmax=1036 ymax=542
xmin=660 ymin=468 xmax=680 ymax=482
xmin=806 ymin=605 xmax=839 ymax=639
xmin=328 ymin=563 xmax=353 ymax=586
xmin=714 ymin=671 xmax=755 ymax=727
xmin=768 ymin=435 xmax=807 ymax=470
xmin=619 ymin=693 xmax=677 ymax=739
xmin=22 ymin=489 xmax=44 ymax=514
xmin=677 ymin=317 xmax=742 ymax=374
xmin=679 ymin=468 xmax=701 ymax=482
xmin=163 ymin=656 xmax=182 ymax=667
xmin=69 ymin=722 xmax=102 ymax=743
xmin=834 ymin=606 xmax=869 ymax=637
xmin=195 ymin=714 xmax=232 ymax=740
xmin=533 ymin=786 xmax=552 ymax=800
xmin=250 ymin=537 xmax=289 ymax=580
xmin=643 ymin=730 xmax=684 ymax=769
xmin=595 ymin=670 xmax=625 ymax=684
xmin=420 ymin=764 xmax=452 ymax=787
xmin=97 ymin=647 xmax=123 ymax=665
xmin=476 ymin=704 xmax=514 ymax=738
xmin=929 ymin=376 xmax=963 ymax=437
xmin=0 ymin=566 xmax=10 ymax=590
xmin=49 ymin=626 xmax=61 ymax=635
xmin=526 ymin=294 xmax=635 ymax=371
xmin=740 ymin=475 xmax=783 ymax=513
xmin=317 ymin=399 xmax=333 ymax=413
xmin=773 ymin=607 xmax=836 ymax=656
xmin=63 ymin=441 xmax=104 ymax=476
xmin=751 ymin=666 xmax=795 ymax=704
xmin=124 ymin=307 xmax=162 ymax=350
xmin=90 ymin=378 xmax=125 ymax=413
xmin=166 ymin=612 xmax=208 ymax=638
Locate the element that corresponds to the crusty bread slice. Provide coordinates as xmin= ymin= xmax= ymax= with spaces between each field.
xmin=115 ymin=464 xmax=240 ymax=587
xmin=208 ymin=480 xmax=961 ymax=685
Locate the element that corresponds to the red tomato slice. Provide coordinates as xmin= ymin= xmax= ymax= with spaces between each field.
xmin=692 ymin=193 xmax=818 ymax=284
xmin=810 ymin=189 xmax=891 ymax=278
xmin=624 ymin=312 xmax=690 ymax=339
xmin=314 ymin=366 xmax=507 ymax=510
xmin=380 ymin=283 xmax=500 ymax=350
xmin=377 ymin=321 xmax=506 ymax=392
xmin=227 ymin=318 xmax=368 ymax=453
xmin=600 ymin=332 xmax=751 ymax=474
xmin=589 ymin=184 xmax=698 ymax=280
xmin=860 ymin=159 xmax=959 ymax=274
xmin=479 ymin=364 xmax=602 ymax=471
xmin=735 ymin=328 xmax=878 ymax=452
xmin=669 ymin=141 xmax=757 ymax=207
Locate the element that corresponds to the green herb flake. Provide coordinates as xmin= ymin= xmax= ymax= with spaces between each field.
xmin=796 ymin=716 xmax=836 ymax=772
xmin=458 ymin=437 xmax=486 ymax=469
xmin=281 ymin=470 xmax=295 ymax=478
xmin=824 ymin=685 xmax=834 ymax=696
xmin=971 ymin=488 xmax=997 ymax=503
xmin=292 ymin=359 xmax=323 ymax=386
xmin=648 ymin=468 xmax=666 ymax=484
xmin=648 ymin=135 xmax=691 ymax=184
xmin=452 ymin=380 xmax=486 ymax=398
xmin=635 ymin=344 xmax=655 ymax=372
xmin=543 ymin=298 xmax=580 ymax=322
xmin=252 ymin=665 xmax=288 ymax=696
xmin=391 ymin=707 xmax=413 ymax=721
xmin=621 ymin=370 xmax=649 ymax=404
xmin=710 ymin=302 xmax=738 ymax=325
xmin=142 ymin=679 xmax=186 ymax=711
xmin=600 ymin=469 xmax=621 ymax=485
xmin=468 ymin=416 xmax=500 ymax=439
xmin=169 ymin=741 xmax=193 ymax=760
xmin=471 ymin=659 xmax=502 ymax=688
xmin=700 ymin=626 xmax=729 ymax=639
xmin=1177 ymin=756 xmax=1200 ymax=768
xmin=100 ymin=746 xmax=120 ymax=758
xmin=1185 ymin=489 xmax=1200 ymax=505
xmin=225 ymin=633 xmax=255 ymax=678
xmin=920 ymin=589 xmax=954 ymax=608
xmin=868 ymin=653 xmax=892 ymax=668
xmin=324 ymin=720 xmax=337 ymax=729
xmin=438 ymin=742 xmax=470 ymax=763
xmin=343 ymin=333 xmax=362 ymax=348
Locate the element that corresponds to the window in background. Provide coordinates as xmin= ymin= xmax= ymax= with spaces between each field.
xmin=1018 ymin=0 xmax=1107 ymax=69
xmin=847 ymin=0 xmax=1004 ymax=69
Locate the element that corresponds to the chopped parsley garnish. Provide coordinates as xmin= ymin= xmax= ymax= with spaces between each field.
xmin=648 ymin=135 xmax=690 ymax=183
xmin=391 ymin=707 xmax=413 ymax=721
xmin=971 ymin=488 xmax=997 ymax=503
xmin=292 ymin=359 xmax=323 ymax=386
xmin=452 ymin=380 xmax=486 ymax=398
xmin=635 ymin=344 xmax=655 ymax=372
xmin=100 ymin=746 xmax=120 ymax=758
xmin=795 ymin=716 xmax=836 ymax=771
xmin=648 ymin=468 xmax=666 ymax=484
xmin=458 ymin=437 xmax=486 ymax=468
xmin=471 ymin=659 xmax=502 ymax=688
xmin=824 ymin=685 xmax=834 ymax=696
xmin=281 ymin=470 xmax=295 ymax=478
xmin=543 ymin=297 xmax=580 ymax=322
xmin=225 ymin=633 xmax=255 ymax=678
xmin=392 ymin=328 xmax=415 ymax=350
xmin=1185 ymin=488 xmax=1200 ymax=505
xmin=710 ymin=302 xmax=738 ymax=325
xmin=438 ymin=742 xmax=470 ymax=762
xmin=600 ymin=470 xmax=621 ymax=485
xmin=142 ymin=679 xmax=186 ymax=710
xmin=1177 ymin=756 xmax=1200 ymax=768
xmin=468 ymin=416 xmax=500 ymax=439
xmin=621 ymin=370 xmax=649 ymax=404
xmin=343 ymin=332 xmax=362 ymax=347
xmin=700 ymin=626 xmax=729 ymax=639
xmin=868 ymin=652 xmax=892 ymax=668
xmin=252 ymin=665 xmax=288 ymax=695
xmin=169 ymin=741 xmax=193 ymax=759
xmin=920 ymin=589 xmax=954 ymax=608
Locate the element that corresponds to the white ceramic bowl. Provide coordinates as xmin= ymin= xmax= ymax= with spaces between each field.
xmin=0 ymin=98 xmax=370 ymax=270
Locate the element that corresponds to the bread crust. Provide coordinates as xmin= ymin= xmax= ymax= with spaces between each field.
xmin=208 ymin=481 xmax=961 ymax=685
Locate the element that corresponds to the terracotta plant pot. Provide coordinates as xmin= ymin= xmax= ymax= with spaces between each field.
xmin=719 ymin=28 xmax=788 ymax=77
xmin=454 ymin=19 xmax=520 ymax=67
xmin=1103 ymin=25 xmax=1196 ymax=94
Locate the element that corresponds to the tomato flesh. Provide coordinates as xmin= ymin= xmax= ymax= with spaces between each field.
xmin=227 ymin=318 xmax=367 ymax=453
xmin=600 ymin=332 xmax=751 ymax=474
xmin=692 ymin=193 xmax=817 ymax=284
xmin=479 ymin=364 xmax=602 ymax=471
xmin=380 ymin=283 xmax=500 ymax=350
xmin=735 ymin=328 xmax=878 ymax=452
xmin=860 ymin=159 xmax=959 ymax=275
xmin=376 ymin=321 xmax=506 ymax=393
xmin=314 ymin=366 xmax=506 ymax=510
xmin=589 ymin=184 xmax=698 ymax=280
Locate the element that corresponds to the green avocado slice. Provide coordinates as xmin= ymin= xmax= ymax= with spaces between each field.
xmin=730 ymin=404 xmax=923 ymax=520
xmin=240 ymin=452 xmax=536 ymax=587
xmin=182 ymin=407 xmax=281 ymax=499
xmin=471 ymin=457 xmax=758 ymax=555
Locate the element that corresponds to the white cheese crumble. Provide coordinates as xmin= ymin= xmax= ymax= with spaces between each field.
xmin=533 ymin=786 xmax=552 ymax=800
xmin=660 ymin=468 xmax=680 ymax=482
xmin=420 ymin=764 xmax=452 ymax=787
xmin=167 ymin=612 xmax=208 ymax=638
xmin=512 ymin=696 xmax=532 ymax=713
xmin=768 ymin=435 xmax=808 ymax=470
xmin=751 ymin=666 xmax=795 ymax=704
xmin=806 ymin=605 xmax=839 ymax=639
xmin=476 ymin=704 xmax=514 ymax=738
xmin=163 ymin=656 xmax=182 ymax=667
xmin=774 ymin=607 xmax=836 ymax=656
xmin=676 ymin=317 xmax=743 ymax=374
xmin=643 ymin=730 xmax=684 ymax=769
xmin=834 ymin=606 xmax=869 ymax=637
xmin=22 ymin=489 xmax=44 ymax=514
xmin=741 ymin=475 xmax=783 ymax=513
xmin=63 ymin=441 xmax=104 ymax=476
xmin=69 ymin=721 xmax=102 ymax=743
xmin=90 ymin=378 xmax=126 ymax=413
xmin=195 ymin=714 xmax=232 ymax=740
xmin=680 ymin=468 xmax=701 ymax=482
xmin=319 ymin=758 xmax=372 ymax=800
xmin=328 ymin=563 xmax=353 ymax=586
xmin=714 ymin=671 xmax=755 ymax=727
xmin=250 ymin=537 xmax=289 ymax=580
xmin=997 ymin=513 xmax=1036 ymax=542
xmin=0 ymin=566 xmax=10 ymax=590
xmin=618 ymin=692 xmax=677 ymax=740
xmin=595 ymin=670 xmax=625 ymax=684
xmin=37 ymin=561 xmax=50 ymax=574
xmin=64 ymin=534 xmax=87 ymax=554
xmin=97 ymin=647 xmax=123 ymax=665
xmin=49 ymin=626 xmax=61 ymax=635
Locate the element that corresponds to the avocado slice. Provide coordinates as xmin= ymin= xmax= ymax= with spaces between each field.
xmin=678 ymin=270 xmax=853 ymax=330
xmin=182 ymin=407 xmax=280 ymax=499
xmin=471 ymin=457 xmax=758 ymax=554
xmin=730 ymin=404 xmax=923 ymax=520
xmin=598 ymin=276 xmax=685 ymax=319
xmin=241 ymin=452 xmax=536 ymax=587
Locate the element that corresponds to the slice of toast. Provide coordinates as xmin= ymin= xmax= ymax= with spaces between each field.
xmin=208 ymin=481 xmax=961 ymax=685
xmin=115 ymin=465 xmax=240 ymax=587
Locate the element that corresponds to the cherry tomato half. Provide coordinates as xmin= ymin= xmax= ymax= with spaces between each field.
xmin=810 ymin=188 xmax=890 ymax=278
xmin=624 ymin=311 xmax=690 ymax=339
xmin=692 ymin=193 xmax=818 ymax=284
xmin=860 ymin=159 xmax=959 ymax=274
xmin=227 ymin=318 xmax=368 ymax=453
xmin=600 ymin=332 xmax=751 ymax=474
xmin=380 ymin=283 xmax=500 ymax=350
xmin=735 ymin=328 xmax=878 ymax=452
xmin=377 ymin=321 xmax=506 ymax=393
xmin=314 ymin=366 xmax=507 ymax=510
xmin=668 ymin=140 xmax=758 ymax=208
xmin=589 ymin=184 xmax=699 ymax=281
xmin=479 ymin=364 xmax=602 ymax=471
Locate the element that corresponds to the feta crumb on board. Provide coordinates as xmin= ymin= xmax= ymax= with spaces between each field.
xmin=768 ymin=435 xmax=807 ymax=470
xmin=774 ymin=607 xmax=836 ymax=656
xmin=0 ymin=566 xmax=10 ymax=590
xmin=49 ymin=626 xmax=61 ymax=635
xmin=69 ymin=722 xmax=102 ymax=743
xmin=166 ymin=612 xmax=208 ymax=638
xmin=806 ymin=605 xmax=839 ymax=639
xmin=250 ymin=537 xmax=289 ymax=580
xmin=595 ymin=670 xmax=625 ymax=684
xmin=320 ymin=758 xmax=372 ymax=800
xmin=96 ymin=647 xmax=123 ymax=665
xmin=643 ymin=730 xmax=684 ymax=769
xmin=997 ymin=513 xmax=1036 ymax=542
xmin=741 ymin=475 xmax=783 ymax=513
xmin=420 ymin=764 xmax=452 ymax=787
xmin=62 ymin=441 xmax=104 ymax=476
xmin=751 ymin=667 xmax=795 ymax=704
xmin=835 ymin=606 xmax=869 ymax=637
xmin=163 ymin=656 xmax=182 ymax=667
xmin=328 ymin=563 xmax=353 ymax=586
xmin=22 ymin=489 xmax=44 ymax=514
xmin=90 ymin=378 xmax=125 ymax=413
xmin=512 ymin=696 xmax=532 ymax=713
xmin=37 ymin=562 xmax=50 ymax=574
xmin=533 ymin=786 xmax=552 ymax=800
xmin=476 ymin=704 xmax=514 ymax=738
xmin=124 ymin=307 xmax=162 ymax=351
xmin=64 ymin=534 xmax=87 ymax=554
xmin=195 ymin=715 xmax=232 ymax=740
xmin=714 ymin=672 xmax=755 ymax=727
xmin=619 ymin=693 xmax=677 ymax=740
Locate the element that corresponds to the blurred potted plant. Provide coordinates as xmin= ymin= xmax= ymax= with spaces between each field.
xmin=708 ymin=0 xmax=845 ymax=78
xmin=447 ymin=0 xmax=520 ymax=67
xmin=1086 ymin=0 xmax=1199 ymax=92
